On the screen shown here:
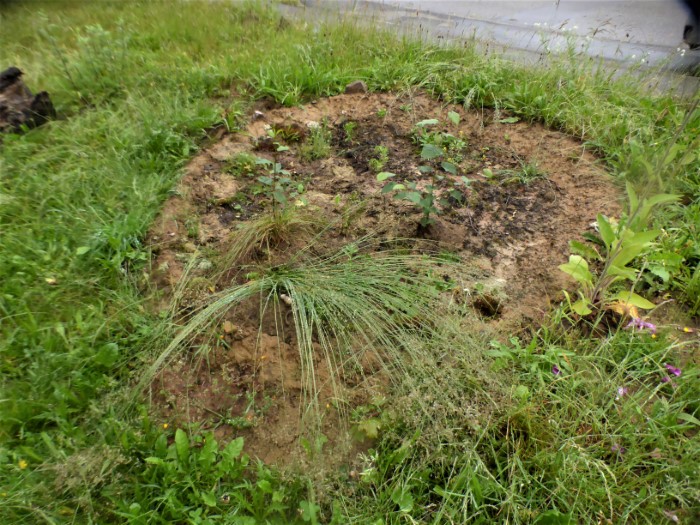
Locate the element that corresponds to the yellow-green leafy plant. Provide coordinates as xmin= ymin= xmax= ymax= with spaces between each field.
xmin=560 ymin=182 xmax=678 ymax=316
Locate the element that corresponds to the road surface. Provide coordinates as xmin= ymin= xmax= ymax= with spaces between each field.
xmin=287 ymin=0 xmax=700 ymax=83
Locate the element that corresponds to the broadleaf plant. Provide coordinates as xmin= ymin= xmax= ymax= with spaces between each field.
xmin=559 ymin=182 xmax=679 ymax=317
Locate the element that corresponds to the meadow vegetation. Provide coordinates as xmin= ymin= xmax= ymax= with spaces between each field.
xmin=1 ymin=1 xmax=698 ymax=523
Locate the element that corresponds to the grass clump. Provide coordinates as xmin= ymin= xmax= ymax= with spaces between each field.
xmin=219 ymin=207 xmax=317 ymax=269
xmin=141 ymin=239 xmax=454 ymax=425
xmin=299 ymin=122 xmax=332 ymax=161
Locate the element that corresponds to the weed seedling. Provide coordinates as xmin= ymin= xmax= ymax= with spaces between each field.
xmin=369 ymin=145 xmax=389 ymax=173
xmin=299 ymin=121 xmax=332 ymax=161
xmin=225 ymin=152 xmax=258 ymax=178
xmin=378 ymin=172 xmax=442 ymax=228
xmin=255 ymin=144 xmax=304 ymax=219
xmin=413 ymin=118 xmax=468 ymax=173
xmin=343 ymin=121 xmax=357 ymax=143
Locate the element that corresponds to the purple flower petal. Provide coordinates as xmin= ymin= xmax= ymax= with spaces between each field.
xmin=616 ymin=386 xmax=628 ymax=400
xmin=664 ymin=364 xmax=681 ymax=377
xmin=626 ymin=317 xmax=657 ymax=334
xmin=611 ymin=443 xmax=626 ymax=456
xmin=552 ymin=365 xmax=561 ymax=376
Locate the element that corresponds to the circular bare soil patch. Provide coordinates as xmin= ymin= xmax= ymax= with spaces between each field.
xmin=146 ymin=91 xmax=621 ymax=467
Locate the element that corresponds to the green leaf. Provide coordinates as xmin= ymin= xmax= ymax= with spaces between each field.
xmin=649 ymin=266 xmax=670 ymax=282
xmin=94 ymin=343 xmax=119 ymax=367
xmin=199 ymin=434 xmax=218 ymax=469
xmin=257 ymin=479 xmax=273 ymax=493
xmin=174 ymin=429 xmax=189 ymax=464
xmin=571 ymin=298 xmax=593 ymax=316
xmin=418 ymin=165 xmax=433 ymax=174
xmin=558 ymin=255 xmax=593 ymax=286
xmin=391 ymin=487 xmax=414 ymax=512
xmin=449 ymin=189 xmax=463 ymax=201
xmin=569 ymin=240 xmax=601 ymax=261
xmin=677 ymin=413 xmax=700 ymax=427
xmin=610 ymin=243 xmax=649 ymax=268
xmin=356 ymin=419 xmax=381 ymax=439
xmin=629 ymin=229 xmax=662 ymax=246
xmin=421 ymin=144 xmax=444 ymax=160
xmin=644 ymin=193 xmax=679 ymax=208
xmin=76 ymin=246 xmax=90 ymax=256
xmin=201 ymin=491 xmax=218 ymax=507
xmin=415 ymin=118 xmax=439 ymax=127
xmin=257 ymin=175 xmax=273 ymax=185
xmin=441 ymin=161 xmax=458 ymax=175
xmin=272 ymin=190 xmax=286 ymax=203
xmin=606 ymin=264 xmax=638 ymax=280
xmin=447 ymin=111 xmax=460 ymax=125
xmin=381 ymin=182 xmax=399 ymax=194
xmin=514 ymin=384 xmax=530 ymax=401
xmin=144 ymin=457 xmax=164 ymax=465
xmin=403 ymin=191 xmax=422 ymax=204
xmin=611 ymin=291 xmax=655 ymax=309
xmin=376 ymin=171 xmax=395 ymax=182
xmin=597 ymin=214 xmax=615 ymax=248
xmin=534 ymin=510 xmax=575 ymax=525
xmin=232 ymin=518 xmax=256 ymax=525
xmin=499 ymin=116 xmax=520 ymax=124
xmin=222 ymin=437 xmax=244 ymax=462
xmin=299 ymin=500 xmax=321 ymax=523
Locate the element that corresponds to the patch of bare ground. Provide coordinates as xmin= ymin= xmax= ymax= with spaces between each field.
xmin=146 ymin=90 xmax=621 ymax=469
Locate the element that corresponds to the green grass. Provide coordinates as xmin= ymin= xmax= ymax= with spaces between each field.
xmin=1 ymin=0 xmax=698 ymax=523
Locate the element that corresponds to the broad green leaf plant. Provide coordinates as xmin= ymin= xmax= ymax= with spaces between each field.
xmin=559 ymin=182 xmax=678 ymax=316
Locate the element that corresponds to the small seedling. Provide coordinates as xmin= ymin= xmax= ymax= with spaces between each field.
xmin=343 ymin=121 xmax=357 ymax=143
xmin=299 ymin=122 xmax=331 ymax=161
xmin=369 ymin=145 xmax=389 ymax=173
xmin=413 ymin=118 xmax=468 ymax=170
xmin=185 ymin=216 xmax=199 ymax=239
xmin=225 ymin=152 xmax=258 ymax=177
xmin=378 ymin=172 xmax=442 ymax=228
xmin=376 ymin=108 xmax=387 ymax=118
xmin=254 ymin=145 xmax=304 ymax=218
xmin=300 ymin=433 xmax=328 ymax=459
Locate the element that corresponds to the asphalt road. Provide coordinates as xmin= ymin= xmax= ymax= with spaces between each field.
xmin=290 ymin=0 xmax=700 ymax=88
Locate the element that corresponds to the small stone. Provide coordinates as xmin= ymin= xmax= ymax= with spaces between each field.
xmin=253 ymin=110 xmax=265 ymax=120
xmin=344 ymin=80 xmax=367 ymax=94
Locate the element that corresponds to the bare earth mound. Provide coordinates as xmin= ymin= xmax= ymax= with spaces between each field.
xmin=146 ymin=91 xmax=621 ymax=466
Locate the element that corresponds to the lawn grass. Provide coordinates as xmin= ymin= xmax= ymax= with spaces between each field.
xmin=1 ymin=0 xmax=698 ymax=523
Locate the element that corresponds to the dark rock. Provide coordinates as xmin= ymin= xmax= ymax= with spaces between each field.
xmin=344 ymin=80 xmax=368 ymax=95
xmin=0 ymin=67 xmax=56 ymax=133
